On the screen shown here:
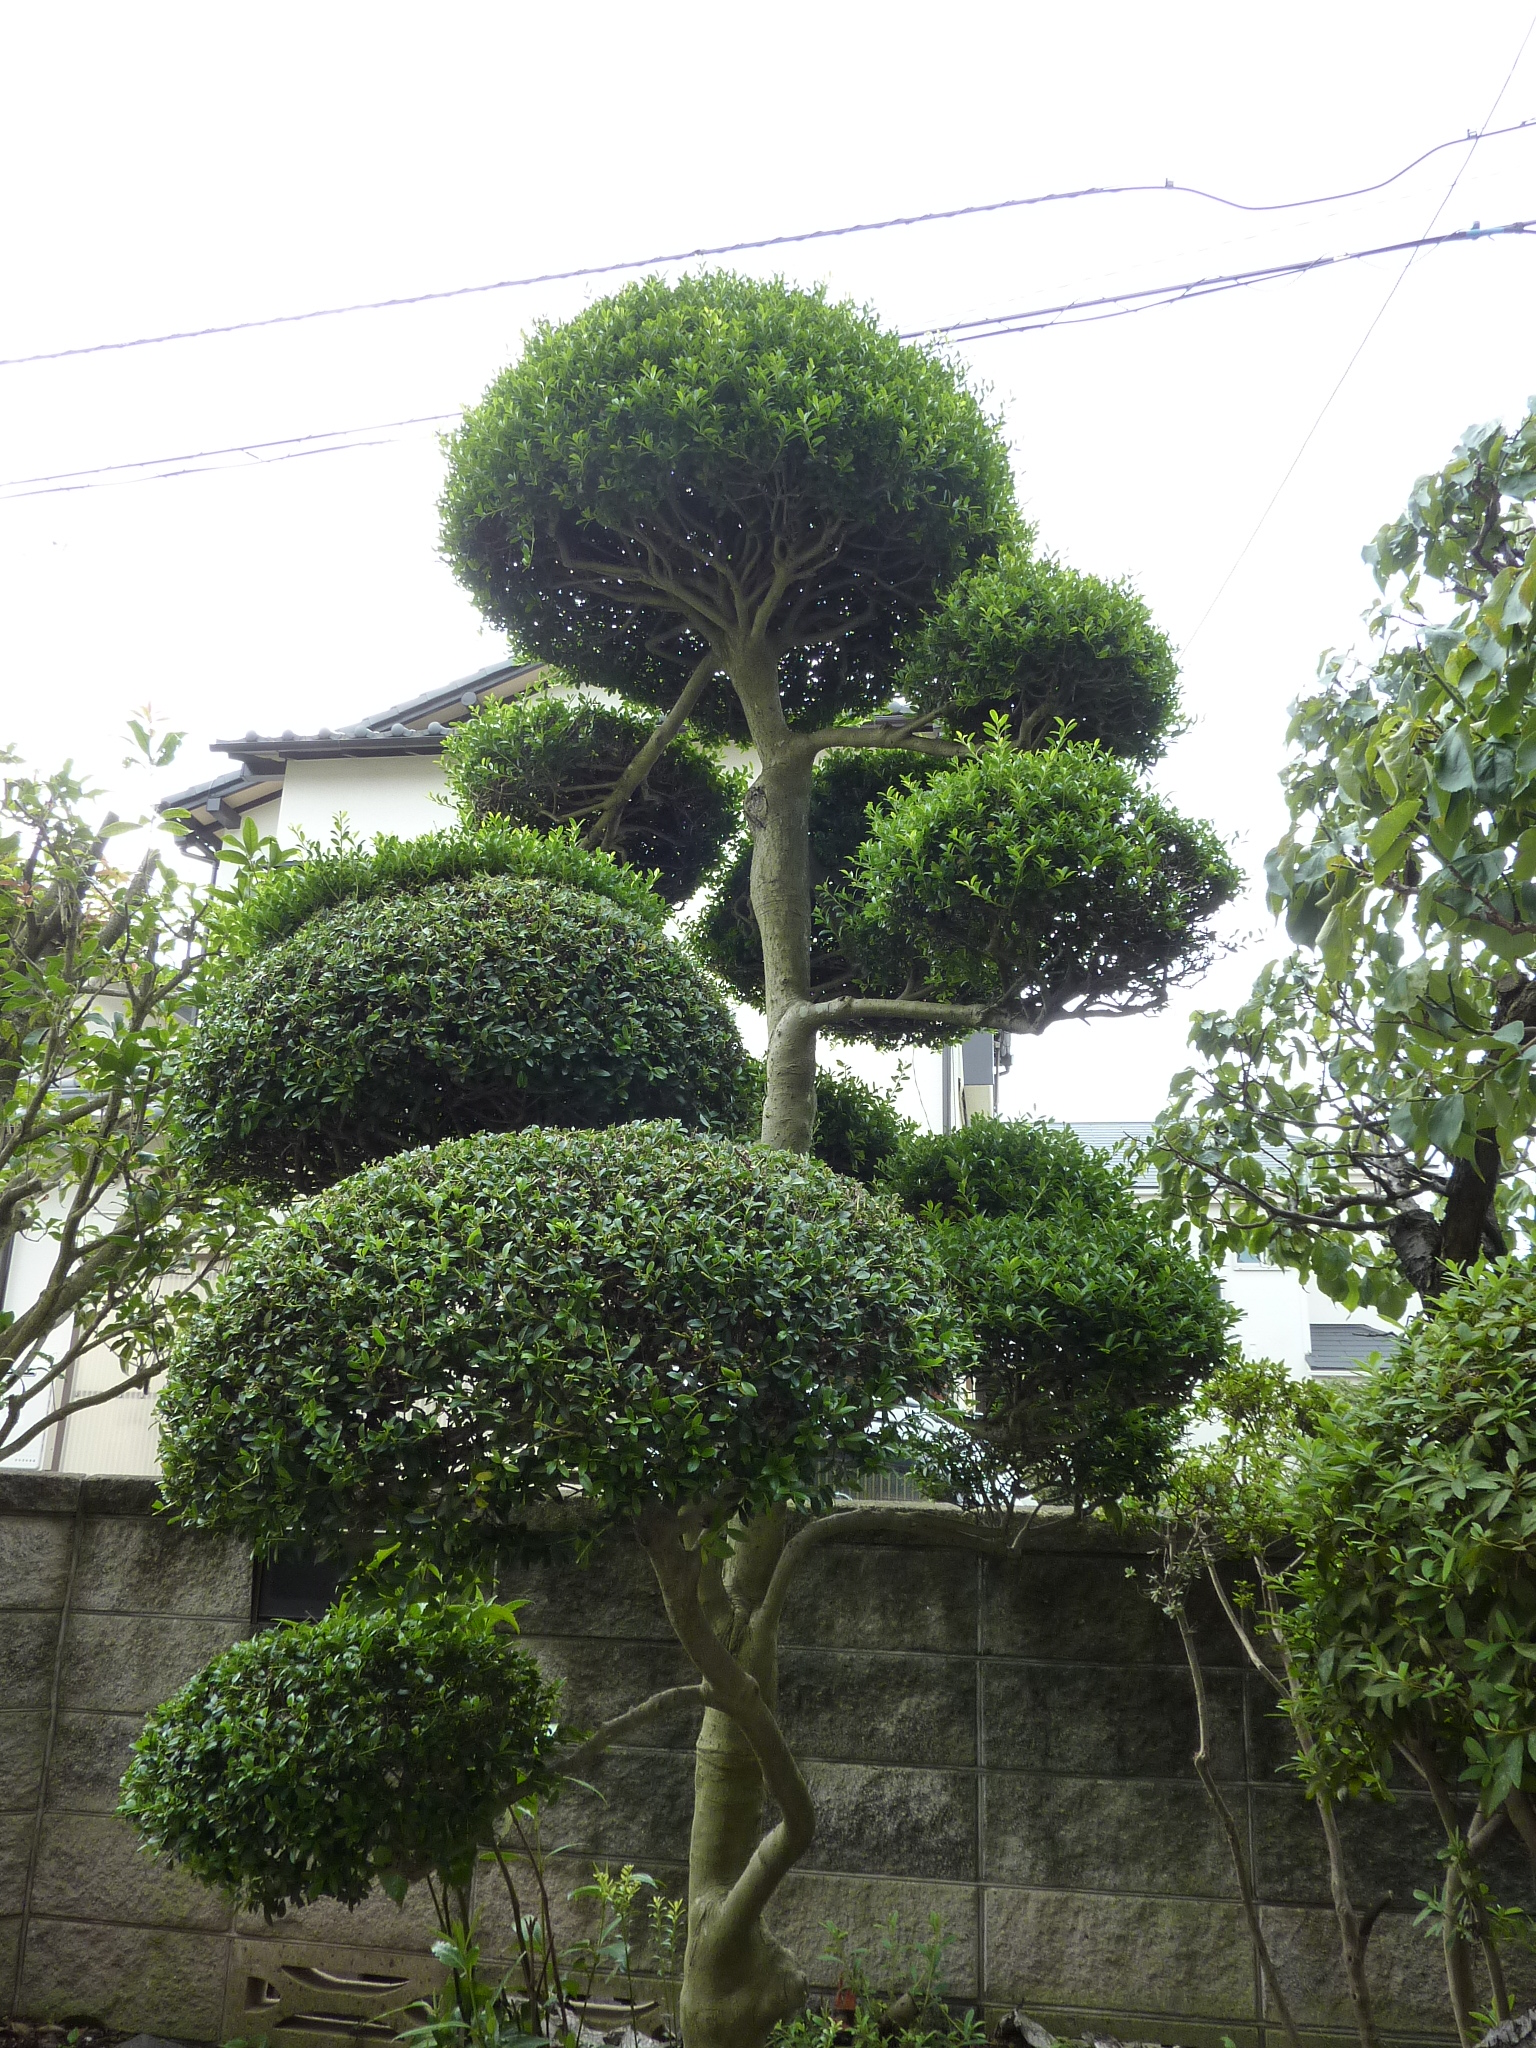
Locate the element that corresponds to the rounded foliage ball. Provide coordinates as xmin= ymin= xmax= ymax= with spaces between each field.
xmin=809 ymin=1066 xmax=916 ymax=1186
xmin=834 ymin=738 xmax=1241 ymax=1028
xmin=177 ymin=874 xmax=754 ymax=1195
xmin=119 ymin=1601 xmax=562 ymax=1916
xmin=157 ymin=1123 xmax=972 ymax=1554
xmin=443 ymin=691 xmax=741 ymax=905
xmin=886 ymin=1119 xmax=1233 ymax=1507
xmin=899 ymin=551 xmax=1181 ymax=763
xmin=439 ymin=271 xmax=1018 ymax=737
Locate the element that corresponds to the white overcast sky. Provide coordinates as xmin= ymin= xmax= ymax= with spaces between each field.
xmin=6 ymin=1 xmax=1536 ymax=1123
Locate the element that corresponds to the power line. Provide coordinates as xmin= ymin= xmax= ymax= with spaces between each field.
xmin=5 ymin=116 xmax=1536 ymax=372
xmin=901 ymin=217 xmax=1533 ymax=344
xmin=1182 ymin=15 xmax=1536 ymax=652
xmin=5 ymin=215 xmax=1528 ymax=505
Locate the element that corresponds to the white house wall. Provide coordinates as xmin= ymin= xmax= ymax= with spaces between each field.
xmin=276 ymin=754 xmax=451 ymax=845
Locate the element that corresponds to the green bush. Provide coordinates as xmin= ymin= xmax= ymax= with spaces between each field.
xmin=834 ymin=735 xmax=1240 ymax=1025
xmin=119 ymin=1600 xmax=562 ymax=1916
xmin=443 ymin=692 xmax=741 ymax=905
xmin=898 ymin=549 xmax=1181 ymax=761
xmin=156 ymin=1123 xmax=973 ymax=1554
xmin=211 ymin=821 xmax=666 ymax=955
xmin=176 ymin=875 xmax=754 ymax=1195
xmin=809 ymin=1066 xmax=916 ymax=1185
xmin=886 ymin=1120 xmax=1234 ymax=1505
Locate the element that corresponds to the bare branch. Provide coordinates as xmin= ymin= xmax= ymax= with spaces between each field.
xmin=581 ymin=653 xmax=719 ymax=854
xmin=557 ymin=1684 xmax=708 ymax=1776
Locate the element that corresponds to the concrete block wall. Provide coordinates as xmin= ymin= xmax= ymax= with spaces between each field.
xmin=2 ymin=1471 xmax=1517 ymax=2046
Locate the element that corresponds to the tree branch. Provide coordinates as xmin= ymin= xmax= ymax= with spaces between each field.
xmin=580 ymin=653 xmax=719 ymax=855
xmin=557 ymin=1684 xmax=708 ymax=1776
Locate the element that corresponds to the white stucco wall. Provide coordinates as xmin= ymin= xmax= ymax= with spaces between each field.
xmin=276 ymin=754 xmax=452 ymax=844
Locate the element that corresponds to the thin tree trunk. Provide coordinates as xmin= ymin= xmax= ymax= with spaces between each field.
xmin=1399 ymin=1734 xmax=1511 ymax=2044
xmin=1175 ymin=1607 xmax=1305 ymax=2048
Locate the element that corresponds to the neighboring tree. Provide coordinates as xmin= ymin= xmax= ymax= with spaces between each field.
xmin=1153 ymin=409 xmax=1536 ymax=1315
xmin=158 ymin=274 xmax=1239 ymax=2048
xmin=0 ymin=740 xmax=256 ymax=1465
xmin=121 ymin=1598 xmax=563 ymax=1926
xmin=1281 ymin=1258 xmax=1536 ymax=2048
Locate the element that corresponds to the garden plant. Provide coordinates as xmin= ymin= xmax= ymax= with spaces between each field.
xmin=141 ymin=271 xmax=1240 ymax=2048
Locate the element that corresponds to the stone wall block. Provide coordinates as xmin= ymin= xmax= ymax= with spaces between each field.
xmin=0 ymin=1813 xmax=33 ymax=1916
xmin=0 ymin=1914 xmax=20 ymax=2010
xmin=29 ymin=1811 xmax=232 ymax=1931
xmin=46 ymin=1712 xmax=146 ymax=1812
xmin=781 ymin=1546 xmax=977 ymax=1654
xmin=983 ymin=1772 xmax=1239 ymax=1896
xmin=58 ymin=1613 xmax=243 ymax=1714
xmin=797 ymin=1762 xmax=976 ymax=1881
xmin=552 ymin=1747 xmax=697 ymax=1865
xmin=233 ymin=1879 xmax=441 ymax=1949
xmin=981 ymin=1660 xmax=1244 ymax=1781
xmin=518 ymin=1633 xmax=698 ymax=1742
xmin=767 ymin=1870 xmax=979 ymax=1997
xmin=779 ymin=1649 xmax=976 ymax=1768
xmin=1251 ymin=1783 xmax=1448 ymax=1911
xmin=72 ymin=1517 xmax=251 ymax=1619
xmin=0 ymin=1711 xmax=49 ymax=1813
xmin=500 ymin=1542 xmax=670 ymax=1642
xmin=981 ymin=1551 xmax=1233 ymax=1667
xmin=18 ymin=1917 xmax=230 ymax=2036
xmin=0 ymin=1513 xmax=74 ymax=1611
xmin=982 ymin=1886 xmax=1257 ymax=2018
xmin=4 ymin=1611 xmax=64 ymax=1709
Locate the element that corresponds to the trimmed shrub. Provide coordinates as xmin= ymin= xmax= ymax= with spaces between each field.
xmin=886 ymin=1119 xmax=1234 ymax=1506
xmin=443 ymin=692 xmax=741 ymax=905
xmin=177 ymin=875 xmax=753 ymax=1195
xmin=119 ymin=1600 xmax=562 ymax=1916
xmin=810 ymin=1065 xmax=916 ymax=1185
xmin=157 ymin=1122 xmax=973 ymax=1553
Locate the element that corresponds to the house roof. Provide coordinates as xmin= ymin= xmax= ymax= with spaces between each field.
xmin=158 ymin=657 xmax=547 ymax=858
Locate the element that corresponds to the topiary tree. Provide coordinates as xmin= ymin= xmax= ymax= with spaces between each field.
xmin=156 ymin=272 xmax=1239 ymax=2048
xmin=442 ymin=688 xmax=742 ymax=906
xmin=120 ymin=1598 xmax=563 ymax=1926
xmin=439 ymin=269 xmax=1238 ymax=1146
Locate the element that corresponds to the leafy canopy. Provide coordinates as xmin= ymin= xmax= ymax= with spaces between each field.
xmin=834 ymin=733 xmax=1240 ymax=1034
xmin=1155 ymin=407 xmax=1536 ymax=1311
xmin=897 ymin=548 xmax=1181 ymax=761
xmin=1283 ymin=1256 xmax=1536 ymax=1813
xmin=442 ymin=690 xmax=741 ymax=906
xmin=156 ymin=1122 xmax=973 ymax=1557
xmin=120 ymin=1599 xmax=562 ymax=1916
xmin=176 ymin=871 xmax=752 ymax=1196
xmin=885 ymin=1119 xmax=1234 ymax=1507
xmin=439 ymin=271 xmax=1018 ymax=735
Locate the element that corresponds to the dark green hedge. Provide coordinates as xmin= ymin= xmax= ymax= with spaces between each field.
xmin=120 ymin=1601 xmax=561 ymax=1916
xmin=887 ymin=1119 xmax=1233 ymax=1506
xmin=443 ymin=692 xmax=741 ymax=905
xmin=157 ymin=1123 xmax=972 ymax=1552
xmin=176 ymin=876 xmax=753 ymax=1195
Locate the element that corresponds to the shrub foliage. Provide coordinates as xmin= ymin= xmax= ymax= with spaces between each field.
xmin=157 ymin=1123 xmax=973 ymax=1552
xmin=176 ymin=875 xmax=753 ymax=1195
xmin=119 ymin=1600 xmax=562 ymax=1916
xmin=443 ymin=692 xmax=741 ymax=905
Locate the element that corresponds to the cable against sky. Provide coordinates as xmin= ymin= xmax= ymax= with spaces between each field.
xmin=5 ymin=217 xmax=1530 ymax=503
xmin=3 ymin=116 xmax=1535 ymax=371
xmin=1181 ymin=14 xmax=1536 ymax=653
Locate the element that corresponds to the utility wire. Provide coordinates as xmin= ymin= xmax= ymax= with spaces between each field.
xmin=5 ymin=216 xmax=1529 ymax=504
xmin=5 ymin=116 xmax=1536 ymax=372
xmin=1181 ymin=15 xmax=1536 ymax=653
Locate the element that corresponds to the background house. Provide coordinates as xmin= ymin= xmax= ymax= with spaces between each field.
xmin=2 ymin=661 xmax=1394 ymax=1476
